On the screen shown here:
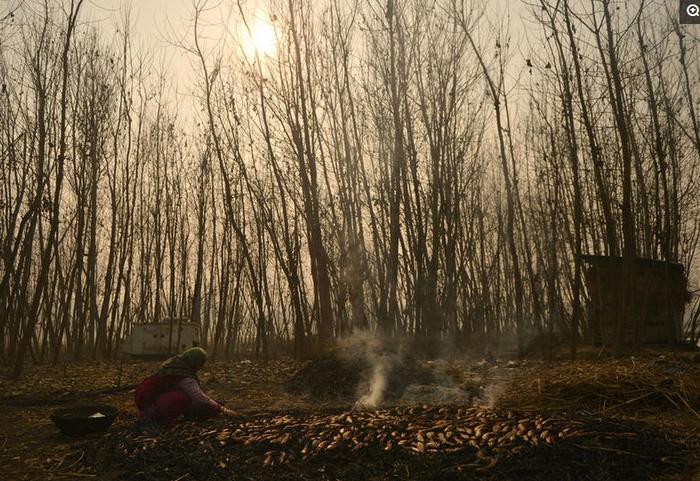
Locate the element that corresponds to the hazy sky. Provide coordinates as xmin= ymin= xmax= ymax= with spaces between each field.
xmin=2 ymin=0 xmax=268 ymax=84
xmin=72 ymin=0 xmax=527 ymax=90
xmin=2 ymin=0 xmax=528 ymax=55
xmin=0 ymin=0 xmax=531 ymax=112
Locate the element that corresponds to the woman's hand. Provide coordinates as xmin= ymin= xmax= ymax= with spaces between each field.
xmin=220 ymin=407 xmax=237 ymax=417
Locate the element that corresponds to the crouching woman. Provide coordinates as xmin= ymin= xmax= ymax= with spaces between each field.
xmin=134 ymin=347 xmax=234 ymax=427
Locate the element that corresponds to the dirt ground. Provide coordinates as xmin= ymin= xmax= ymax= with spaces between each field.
xmin=1 ymin=350 xmax=700 ymax=481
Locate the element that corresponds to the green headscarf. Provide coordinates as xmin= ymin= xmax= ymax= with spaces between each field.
xmin=156 ymin=347 xmax=208 ymax=381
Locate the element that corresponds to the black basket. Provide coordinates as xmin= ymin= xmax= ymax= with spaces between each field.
xmin=50 ymin=404 xmax=118 ymax=436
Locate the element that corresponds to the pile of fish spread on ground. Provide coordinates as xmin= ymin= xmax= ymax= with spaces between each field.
xmin=78 ymin=404 xmax=684 ymax=481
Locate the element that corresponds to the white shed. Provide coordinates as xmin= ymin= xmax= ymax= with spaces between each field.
xmin=124 ymin=320 xmax=201 ymax=358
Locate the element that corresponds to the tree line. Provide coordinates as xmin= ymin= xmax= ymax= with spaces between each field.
xmin=2 ymin=0 xmax=700 ymax=376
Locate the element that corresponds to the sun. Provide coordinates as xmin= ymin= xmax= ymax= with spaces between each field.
xmin=242 ymin=19 xmax=277 ymax=59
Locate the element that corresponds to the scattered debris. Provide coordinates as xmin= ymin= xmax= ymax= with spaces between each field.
xmin=498 ymin=358 xmax=700 ymax=416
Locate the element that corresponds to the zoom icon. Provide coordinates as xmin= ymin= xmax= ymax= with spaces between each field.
xmin=681 ymin=0 xmax=700 ymax=23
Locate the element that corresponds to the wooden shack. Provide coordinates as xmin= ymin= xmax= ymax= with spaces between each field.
xmin=581 ymin=255 xmax=688 ymax=346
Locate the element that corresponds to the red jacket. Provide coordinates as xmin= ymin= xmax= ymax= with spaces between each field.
xmin=134 ymin=374 xmax=186 ymax=411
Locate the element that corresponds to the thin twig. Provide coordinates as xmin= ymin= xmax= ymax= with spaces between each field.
xmin=599 ymin=391 xmax=655 ymax=414
xmin=676 ymin=393 xmax=700 ymax=419
xmin=569 ymin=442 xmax=656 ymax=459
xmin=63 ymin=450 xmax=84 ymax=471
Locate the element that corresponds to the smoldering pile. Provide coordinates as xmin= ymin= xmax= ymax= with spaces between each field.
xmin=284 ymin=333 xmax=473 ymax=408
xmin=284 ymin=348 xmax=436 ymax=402
xmin=284 ymin=353 xmax=366 ymax=398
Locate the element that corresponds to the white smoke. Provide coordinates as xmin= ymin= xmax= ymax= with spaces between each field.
xmin=340 ymin=330 xmax=521 ymax=410
xmin=476 ymin=380 xmax=507 ymax=408
xmin=338 ymin=330 xmax=400 ymax=411
xmin=354 ymin=354 xmax=389 ymax=410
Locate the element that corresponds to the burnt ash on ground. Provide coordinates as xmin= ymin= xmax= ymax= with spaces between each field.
xmin=78 ymin=405 xmax=686 ymax=481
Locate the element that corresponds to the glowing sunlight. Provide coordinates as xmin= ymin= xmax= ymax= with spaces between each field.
xmin=242 ymin=18 xmax=277 ymax=59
